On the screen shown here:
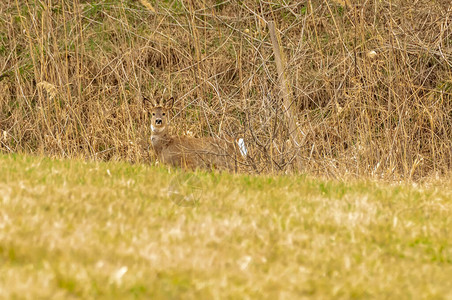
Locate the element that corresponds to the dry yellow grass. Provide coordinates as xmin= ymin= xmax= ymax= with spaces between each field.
xmin=0 ymin=0 xmax=451 ymax=179
xmin=1 ymin=153 xmax=451 ymax=298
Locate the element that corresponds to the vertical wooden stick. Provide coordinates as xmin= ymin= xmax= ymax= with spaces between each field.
xmin=268 ymin=21 xmax=300 ymax=165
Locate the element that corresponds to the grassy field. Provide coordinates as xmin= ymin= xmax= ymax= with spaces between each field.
xmin=1 ymin=2 xmax=451 ymax=298
xmin=0 ymin=153 xmax=451 ymax=299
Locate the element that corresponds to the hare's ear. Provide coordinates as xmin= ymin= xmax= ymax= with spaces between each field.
xmin=165 ymin=97 xmax=174 ymax=110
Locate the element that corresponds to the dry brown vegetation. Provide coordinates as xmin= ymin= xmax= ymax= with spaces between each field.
xmin=0 ymin=0 xmax=451 ymax=179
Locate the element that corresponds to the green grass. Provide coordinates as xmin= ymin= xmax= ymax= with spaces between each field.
xmin=0 ymin=154 xmax=451 ymax=299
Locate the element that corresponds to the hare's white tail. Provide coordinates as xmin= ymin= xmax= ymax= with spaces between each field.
xmin=237 ymin=138 xmax=247 ymax=158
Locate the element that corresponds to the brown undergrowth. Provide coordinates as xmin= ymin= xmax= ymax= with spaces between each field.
xmin=0 ymin=0 xmax=451 ymax=179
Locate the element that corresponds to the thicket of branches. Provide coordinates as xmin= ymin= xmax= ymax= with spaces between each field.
xmin=0 ymin=0 xmax=451 ymax=179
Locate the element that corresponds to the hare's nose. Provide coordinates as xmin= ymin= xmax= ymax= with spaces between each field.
xmin=155 ymin=119 xmax=162 ymax=125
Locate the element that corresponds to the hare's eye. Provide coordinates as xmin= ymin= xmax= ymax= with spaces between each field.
xmin=162 ymin=113 xmax=166 ymax=116
xmin=152 ymin=113 xmax=155 ymax=116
